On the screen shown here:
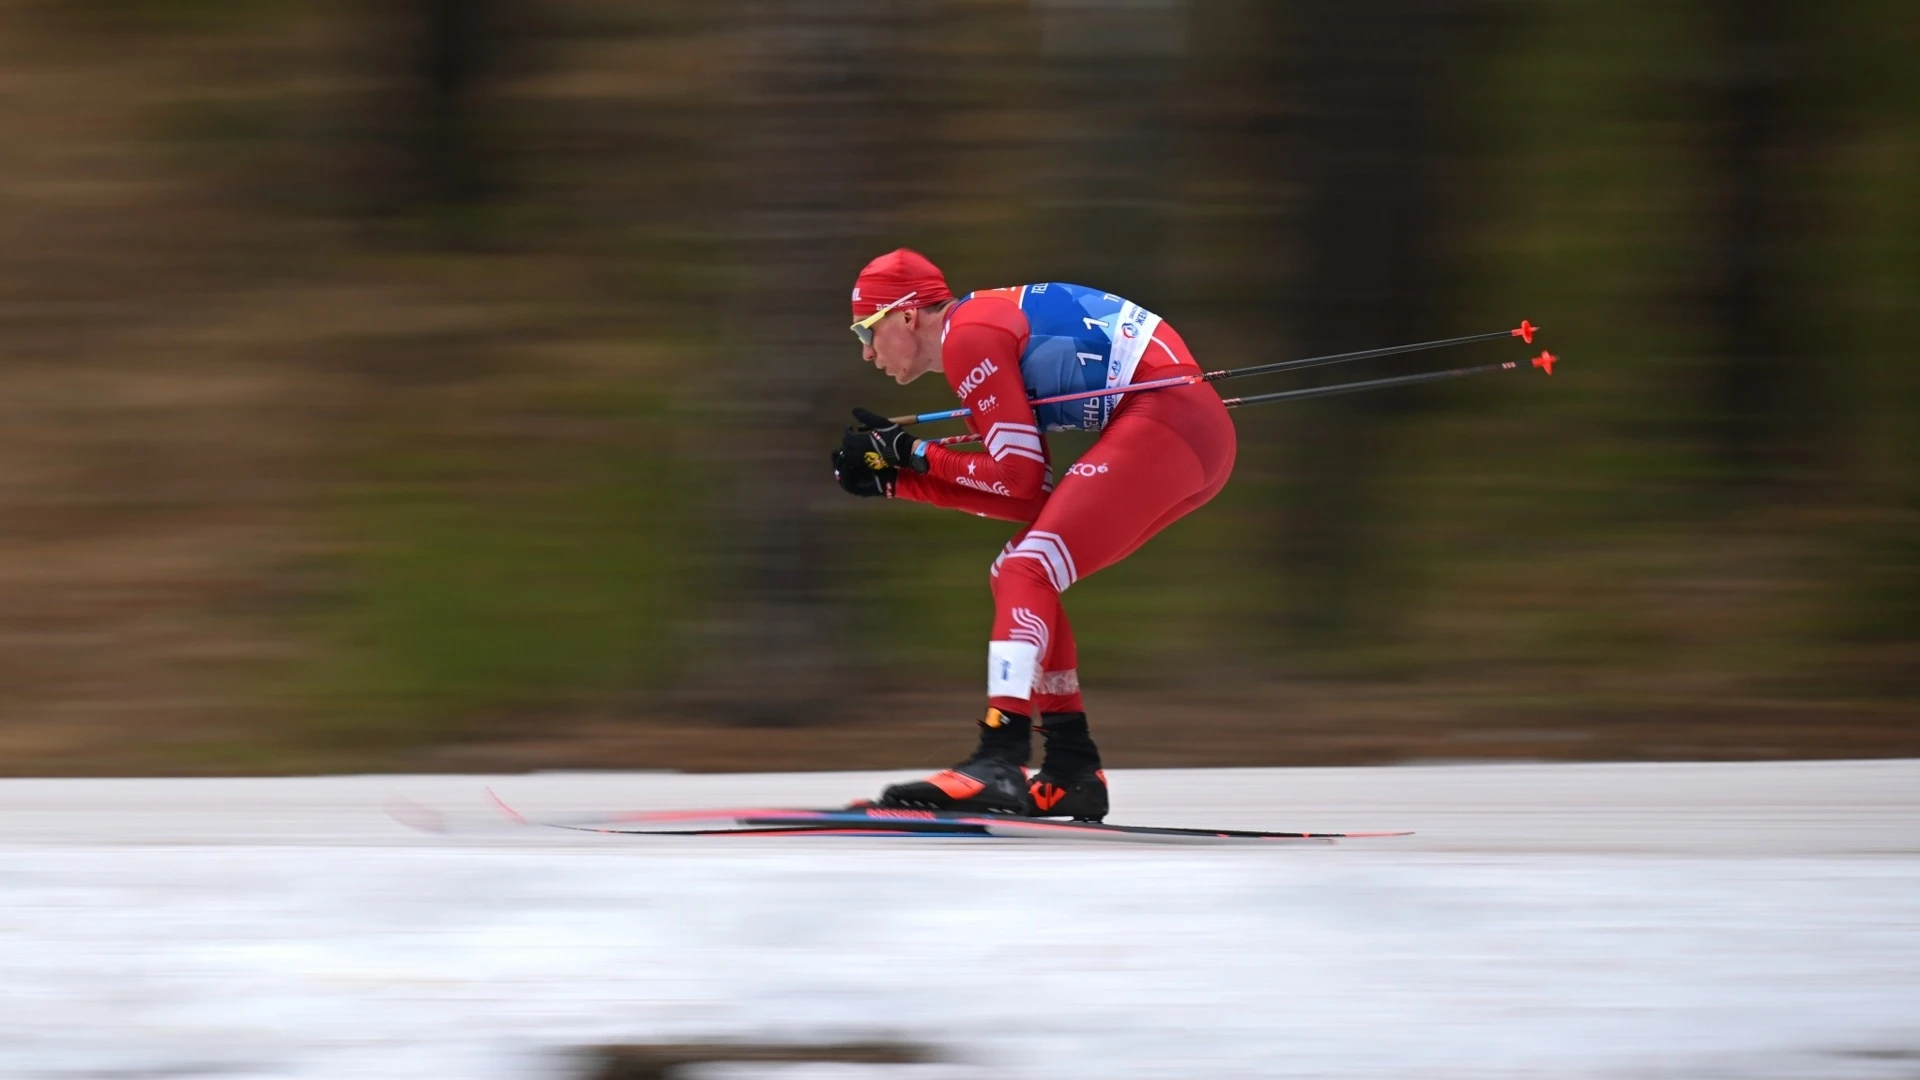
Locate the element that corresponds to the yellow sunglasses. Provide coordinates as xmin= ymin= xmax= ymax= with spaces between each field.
xmin=850 ymin=290 xmax=919 ymax=347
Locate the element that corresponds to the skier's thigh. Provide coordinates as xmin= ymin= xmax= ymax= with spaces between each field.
xmin=1029 ymin=417 xmax=1208 ymax=580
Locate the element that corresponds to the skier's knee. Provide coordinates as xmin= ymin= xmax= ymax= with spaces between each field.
xmin=990 ymin=530 xmax=1078 ymax=597
xmin=991 ymin=550 xmax=1057 ymax=600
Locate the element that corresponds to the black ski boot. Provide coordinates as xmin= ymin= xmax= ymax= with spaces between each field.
xmin=874 ymin=708 xmax=1033 ymax=816
xmin=1028 ymin=711 xmax=1108 ymax=822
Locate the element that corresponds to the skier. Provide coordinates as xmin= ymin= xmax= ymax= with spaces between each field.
xmin=834 ymin=249 xmax=1237 ymax=821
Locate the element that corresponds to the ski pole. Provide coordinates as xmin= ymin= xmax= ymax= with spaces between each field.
xmin=1219 ymin=350 xmax=1557 ymax=409
xmin=885 ymin=320 xmax=1538 ymax=427
xmin=922 ymin=351 xmax=1556 ymax=448
xmin=892 ymin=370 xmax=1207 ymax=427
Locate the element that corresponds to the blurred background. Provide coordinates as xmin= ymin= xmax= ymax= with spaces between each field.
xmin=0 ymin=0 xmax=1914 ymax=775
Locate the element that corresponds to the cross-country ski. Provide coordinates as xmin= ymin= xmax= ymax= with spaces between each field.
xmin=482 ymin=790 xmax=1414 ymax=845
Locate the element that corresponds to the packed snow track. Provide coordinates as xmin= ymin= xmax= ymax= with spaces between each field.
xmin=3 ymin=760 xmax=1917 ymax=1079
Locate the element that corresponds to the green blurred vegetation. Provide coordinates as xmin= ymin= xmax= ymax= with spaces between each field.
xmin=0 ymin=0 xmax=1913 ymax=773
xmin=304 ymin=383 xmax=695 ymax=748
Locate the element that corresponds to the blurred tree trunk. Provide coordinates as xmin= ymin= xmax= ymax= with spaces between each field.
xmin=349 ymin=0 xmax=524 ymax=225
xmin=1027 ymin=0 xmax=1191 ymax=295
xmin=691 ymin=2 xmax=901 ymax=725
xmin=1269 ymin=0 xmax=1464 ymax=648
xmin=1703 ymin=0 xmax=1817 ymax=488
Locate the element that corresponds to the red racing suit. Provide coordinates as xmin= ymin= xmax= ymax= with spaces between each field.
xmin=893 ymin=289 xmax=1237 ymax=717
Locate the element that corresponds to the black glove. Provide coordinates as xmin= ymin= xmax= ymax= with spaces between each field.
xmin=832 ymin=447 xmax=895 ymax=498
xmin=842 ymin=407 xmax=929 ymax=473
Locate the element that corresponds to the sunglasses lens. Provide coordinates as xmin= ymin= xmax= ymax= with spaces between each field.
xmin=852 ymin=291 xmax=913 ymax=348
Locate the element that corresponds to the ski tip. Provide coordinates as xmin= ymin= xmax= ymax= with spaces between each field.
xmin=484 ymin=786 xmax=528 ymax=825
xmin=1532 ymin=350 xmax=1557 ymax=375
xmin=1511 ymin=319 xmax=1538 ymax=344
xmin=383 ymin=795 xmax=449 ymax=835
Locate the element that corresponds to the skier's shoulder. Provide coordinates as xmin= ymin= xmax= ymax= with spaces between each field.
xmin=946 ymin=287 xmax=1029 ymax=339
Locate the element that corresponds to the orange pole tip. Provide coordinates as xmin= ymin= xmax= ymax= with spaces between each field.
xmin=1512 ymin=319 xmax=1538 ymax=344
xmin=1532 ymin=350 xmax=1557 ymax=375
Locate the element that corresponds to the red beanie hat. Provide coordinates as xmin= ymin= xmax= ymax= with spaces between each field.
xmin=850 ymin=248 xmax=953 ymax=319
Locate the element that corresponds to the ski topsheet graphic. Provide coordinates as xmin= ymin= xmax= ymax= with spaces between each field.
xmin=479 ymin=790 xmax=1412 ymax=845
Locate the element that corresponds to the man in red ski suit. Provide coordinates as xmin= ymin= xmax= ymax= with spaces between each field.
xmin=835 ymin=249 xmax=1236 ymax=820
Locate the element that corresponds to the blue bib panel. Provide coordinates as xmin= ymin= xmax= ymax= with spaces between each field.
xmin=970 ymin=282 xmax=1163 ymax=432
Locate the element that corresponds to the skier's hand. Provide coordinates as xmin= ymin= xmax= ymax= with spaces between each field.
xmin=843 ymin=407 xmax=929 ymax=473
xmin=832 ymin=447 xmax=895 ymax=498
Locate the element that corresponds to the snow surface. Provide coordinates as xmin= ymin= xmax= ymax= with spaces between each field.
xmin=2 ymin=760 xmax=1918 ymax=1080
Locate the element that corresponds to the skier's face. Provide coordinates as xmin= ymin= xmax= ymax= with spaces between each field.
xmin=863 ymin=307 xmax=936 ymax=385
